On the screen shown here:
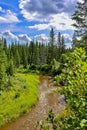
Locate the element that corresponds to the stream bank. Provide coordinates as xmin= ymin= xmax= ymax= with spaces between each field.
xmin=0 ymin=76 xmax=65 ymax=130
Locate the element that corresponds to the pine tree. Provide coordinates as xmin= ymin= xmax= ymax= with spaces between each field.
xmin=39 ymin=43 xmax=46 ymax=65
xmin=34 ymin=41 xmax=40 ymax=65
xmin=0 ymin=40 xmax=7 ymax=89
xmin=61 ymin=35 xmax=65 ymax=54
xmin=72 ymin=0 xmax=87 ymax=36
xmin=72 ymin=0 xmax=87 ymax=51
xmin=47 ymin=28 xmax=55 ymax=63
xmin=72 ymin=31 xmax=78 ymax=49
xmin=57 ymin=32 xmax=62 ymax=59
xmin=22 ymin=46 xmax=28 ymax=68
xmin=15 ymin=49 xmax=20 ymax=68
xmin=3 ymin=38 xmax=7 ymax=54
xmin=9 ymin=59 xmax=14 ymax=76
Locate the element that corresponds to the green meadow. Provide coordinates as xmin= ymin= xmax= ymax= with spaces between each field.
xmin=0 ymin=71 xmax=39 ymax=127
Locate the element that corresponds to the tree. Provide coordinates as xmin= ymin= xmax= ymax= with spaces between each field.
xmin=72 ymin=31 xmax=78 ymax=49
xmin=72 ymin=0 xmax=87 ymax=52
xmin=0 ymin=40 xmax=7 ymax=89
xmin=61 ymin=35 xmax=65 ymax=54
xmin=22 ymin=46 xmax=28 ymax=68
xmin=47 ymin=28 xmax=55 ymax=63
xmin=39 ymin=43 xmax=47 ymax=65
xmin=3 ymin=38 xmax=7 ymax=54
xmin=34 ymin=41 xmax=40 ymax=65
xmin=72 ymin=0 xmax=87 ymax=36
xmin=57 ymin=32 xmax=62 ymax=59
xmin=8 ymin=59 xmax=14 ymax=76
xmin=15 ymin=49 xmax=20 ymax=68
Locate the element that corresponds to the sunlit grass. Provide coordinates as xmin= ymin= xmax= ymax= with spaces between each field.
xmin=0 ymin=72 xmax=39 ymax=127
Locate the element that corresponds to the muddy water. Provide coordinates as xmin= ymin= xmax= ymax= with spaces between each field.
xmin=0 ymin=76 xmax=65 ymax=130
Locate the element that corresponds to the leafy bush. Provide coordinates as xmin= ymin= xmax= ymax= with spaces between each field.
xmin=55 ymin=48 xmax=87 ymax=129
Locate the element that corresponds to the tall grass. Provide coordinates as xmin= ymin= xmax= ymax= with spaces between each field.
xmin=0 ymin=72 xmax=39 ymax=127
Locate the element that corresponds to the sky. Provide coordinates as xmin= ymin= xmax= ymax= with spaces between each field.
xmin=0 ymin=0 xmax=83 ymax=47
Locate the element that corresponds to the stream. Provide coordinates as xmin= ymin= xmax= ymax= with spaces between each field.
xmin=0 ymin=76 xmax=65 ymax=130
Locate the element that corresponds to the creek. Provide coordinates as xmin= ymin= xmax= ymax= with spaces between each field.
xmin=0 ymin=76 xmax=65 ymax=130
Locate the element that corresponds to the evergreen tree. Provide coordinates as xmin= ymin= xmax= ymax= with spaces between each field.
xmin=22 ymin=46 xmax=28 ymax=68
xmin=34 ymin=41 xmax=40 ymax=65
xmin=72 ymin=0 xmax=87 ymax=36
xmin=0 ymin=40 xmax=7 ymax=89
xmin=39 ymin=43 xmax=46 ymax=65
xmin=72 ymin=0 xmax=87 ymax=51
xmin=57 ymin=32 xmax=62 ymax=59
xmin=61 ymin=35 xmax=65 ymax=54
xmin=48 ymin=28 xmax=55 ymax=63
xmin=72 ymin=31 xmax=78 ymax=49
xmin=3 ymin=38 xmax=7 ymax=54
xmin=8 ymin=59 xmax=14 ymax=76
xmin=15 ymin=49 xmax=20 ymax=68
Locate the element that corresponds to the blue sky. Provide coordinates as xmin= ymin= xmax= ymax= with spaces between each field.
xmin=0 ymin=0 xmax=82 ymax=46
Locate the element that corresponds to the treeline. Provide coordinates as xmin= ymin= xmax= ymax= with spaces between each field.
xmin=0 ymin=29 xmax=69 ymax=89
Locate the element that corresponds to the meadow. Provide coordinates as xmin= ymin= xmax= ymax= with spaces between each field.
xmin=0 ymin=70 xmax=39 ymax=127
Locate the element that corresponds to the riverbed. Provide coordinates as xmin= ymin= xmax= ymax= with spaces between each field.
xmin=0 ymin=76 xmax=65 ymax=130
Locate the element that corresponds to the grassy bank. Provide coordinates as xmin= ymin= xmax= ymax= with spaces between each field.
xmin=0 ymin=71 xmax=39 ymax=127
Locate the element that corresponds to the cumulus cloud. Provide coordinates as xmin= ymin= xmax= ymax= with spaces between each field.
xmin=29 ymin=24 xmax=49 ymax=30
xmin=28 ymin=13 xmax=74 ymax=31
xmin=34 ymin=34 xmax=48 ymax=43
xmin=18 ymin=34 xmax=32 ymax=42
xmin=19 ymin=0 xmax=77 ymax=22
xmin=2 ymin=30 xmax=18 ymax=41
xmin=0 ymin=9 xmax=20 ymax=23
xmin=19 ymin=0 xmax=76 ymax=31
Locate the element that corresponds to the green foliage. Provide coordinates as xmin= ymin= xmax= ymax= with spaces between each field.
xmin=55 ymin=48 xmax=87 ymax=129
xmin=8 ymin=59 xmax=14 ymax=76
xmin=0 ymin=72 xmax=39 ymax=127
xmin=72 ymin=0 xmax=87 ymax=48
xmin=0 ymin=41 xmax=7 ymax=89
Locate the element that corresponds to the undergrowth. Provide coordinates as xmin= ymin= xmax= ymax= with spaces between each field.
xmin=0 ymin=71 xmax=39 ymax=127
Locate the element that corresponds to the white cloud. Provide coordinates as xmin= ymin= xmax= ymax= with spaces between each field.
xmin=77 ymin=0 xmax=83 ymax=3
xmin=29 ymin=24 xmax=49 ymax=30
xmin=50 ymin=13 xmax=74 ymax=30
xmin=0 ymin=10 xmax=20 ymax=23
xmin=19 ymin=0 xmax=77 ymax=22
xmin=34 ymin=34 xmax=48 ymax=43
xmin=28 ymin=13 xmax=74 ymax=31
xmin=2 ymin=30 xmax=18 ymax=41
xmin=18 ymin=34 xmax=32 ymax=42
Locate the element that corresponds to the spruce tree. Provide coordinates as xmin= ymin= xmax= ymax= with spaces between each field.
xmin=15 ymin=49 xmax=20 ymax=68
xmin=57 ymin=32 xmax=62 ymax=59
xmin=22 ymin=46 xmax=28 ymax=68
xmin=3 ymin=38 xmax=7 ymax=54
xmin=47 ymin=28 xmax=55 ymax=63
xmin=72 ymin=0 xmax=87 ymax=51
xmin=0 ymin=40 xmax=7 ymax=90
xmin=72 ymin=0 xmax=87 ymax=36
xmin=61 ymin=35 xmax=65 ymax=54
